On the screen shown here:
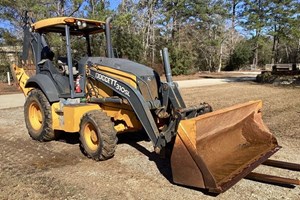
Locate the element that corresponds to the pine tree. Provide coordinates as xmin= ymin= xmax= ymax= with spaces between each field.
xmin=267 ymin=0 xmax=299 ymax=63
xmin=241 ymin=0 xmax=270 ymax=68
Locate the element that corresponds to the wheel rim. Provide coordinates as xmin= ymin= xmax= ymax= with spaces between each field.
xmin=28 ymin=101 xmax=43 ymax=131
xmin=83 ymin=122 xmax=99 ymax=151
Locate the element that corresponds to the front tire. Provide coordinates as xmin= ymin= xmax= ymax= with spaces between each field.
xmin=79 ymin=110 xmax=117 ymax=161
xmin=24 ymin=89 xmax=55 ymax=141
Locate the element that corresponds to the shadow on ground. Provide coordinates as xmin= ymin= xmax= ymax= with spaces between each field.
xmin=117 ymin=131 xmax=219 ymax=196
xmin=55 ymin=129 xmax=219 ymax=196
xmin=55 ymin=131 xmax=80 ymax=144
xmin=221 ymin=77 xmax=256 ymax=83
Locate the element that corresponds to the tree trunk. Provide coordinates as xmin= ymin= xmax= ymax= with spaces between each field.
xmin=209 ymin=54 xmax=212 ymax=72
xmin=91 ymin=0 xmax=95 ymax=18
xmin=271 ymin=25 xmax=279 ymax=64
xmin=57 ymin=0 xmax=65 ymax=16
xmin=297 ymin=38 xmax=300 ymax=63
xmin=230 ymin=0 xmax=237 ymax=56
xmin=285 ymin=44 xmax=289 ymax=62
xmin=253 ymin=42 xmax=258 ymax=69
xmin=217 ymin=44 xmax=223 ymax=72
xmin=252 ymin=0 xmax=263 ymax=69
xmin=152 ymin=19 xmax=155 ymax=66
xmin=252 ymin=27 xmax=260 ymax=69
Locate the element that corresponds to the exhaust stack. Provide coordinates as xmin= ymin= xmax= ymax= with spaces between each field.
xmin=162 ymin=48 xmax=173 ymax=83
xmin=105 ymin=17 xmax=113 ymax=58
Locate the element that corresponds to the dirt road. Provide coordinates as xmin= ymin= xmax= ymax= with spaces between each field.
xmin=0 ymin=82 xmax=299 ymax=199
xmin=0 ymin=93 xmax=25 ymax=109
xmin=0 ymin=78 xmax=253 ymax=109
xmin=176 ymin=76 xmax=256 ymax=88
xmin=0 ymin=79 xmax=230 ymax=109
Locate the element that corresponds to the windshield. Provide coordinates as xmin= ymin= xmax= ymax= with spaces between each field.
xmin=42 ymin=30 xmax=106 ymax=62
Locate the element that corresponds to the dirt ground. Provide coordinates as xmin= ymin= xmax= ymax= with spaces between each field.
xmin=0 ymin=82 xmax=300 ymax=200
xmin=0 ymin=82 xmax=20 ymax=95
xmin=0 ymin=71 xmax=258 ymax=95
xmin=161 ymin=71 xmax=259 ymax=81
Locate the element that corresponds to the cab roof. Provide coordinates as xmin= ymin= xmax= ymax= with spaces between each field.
xmin=31 ymin=17 xmax=105 ymax=35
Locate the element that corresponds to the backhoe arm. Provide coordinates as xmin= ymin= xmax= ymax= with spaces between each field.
xmin=11 ymin=64 xmax=31 ymax=96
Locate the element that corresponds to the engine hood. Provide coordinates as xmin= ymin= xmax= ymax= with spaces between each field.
xmin=80 ymin=56 xmax=161 ymax=103
xmin=79 ymin=57 xmax=157 ymax=77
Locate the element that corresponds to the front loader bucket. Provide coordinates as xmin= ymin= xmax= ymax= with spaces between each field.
xmin=171 ymin=100 xmax=280 ymax=193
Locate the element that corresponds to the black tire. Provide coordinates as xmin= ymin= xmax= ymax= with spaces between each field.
xmin=79 ymin=110 xmax=117 ymax=161
xmin=24 ymin=89 xmax=55 ymax=141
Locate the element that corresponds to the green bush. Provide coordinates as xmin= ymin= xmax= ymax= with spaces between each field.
xmin=0 ymin=65 xmax=11 ymax=82
xmin=256 ymin=71 xmax=277 ymax=83
xmin=226 ymin=41 xmax=252 ymax=71
xmin=169 ymin=47 xmax=194 ymax=75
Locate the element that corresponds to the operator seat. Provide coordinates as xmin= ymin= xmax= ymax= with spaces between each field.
xmin=41 ymin=46 xmax=55 ymax=61
xmin=38 ymin=46 xmax=70 ymax=95
xmin=57 ymin=56 xmax=79 ymax=75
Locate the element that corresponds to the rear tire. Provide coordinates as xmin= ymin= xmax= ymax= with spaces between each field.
xmin=79 ymin=110 xmax=117 ymax=161
xmin=24 ymin=89 xmax=55 ymax=141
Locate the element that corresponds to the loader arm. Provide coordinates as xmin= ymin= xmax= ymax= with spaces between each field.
xmin=89 ymin=68 xmax=164 ymax=148
xmin=88 ymin=66 xmax=212 ymax=151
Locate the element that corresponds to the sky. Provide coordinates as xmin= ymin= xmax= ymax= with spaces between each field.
xmin=110 ymin=0 xmax=122 ymax=10
xmin=0 ymin=21 xmax=10 ymax=30
xmin=0 ymin=1 xmax=122 ymax=30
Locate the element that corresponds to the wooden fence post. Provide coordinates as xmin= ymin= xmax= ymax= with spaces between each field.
xmin=7 ymin=72 xmax=11 ymax=85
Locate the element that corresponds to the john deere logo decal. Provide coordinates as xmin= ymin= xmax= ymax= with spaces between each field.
xmin=94 ymin=72 xmax=130 ymax=97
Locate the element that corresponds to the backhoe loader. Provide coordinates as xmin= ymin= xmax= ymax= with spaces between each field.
xmin=11 ymin=13 xmax=298 ymax=193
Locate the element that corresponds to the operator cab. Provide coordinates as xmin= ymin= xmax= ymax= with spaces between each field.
xmin=28 ymin=17 xmax=109 ymax=98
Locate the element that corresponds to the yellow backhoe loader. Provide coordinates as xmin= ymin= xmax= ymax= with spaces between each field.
xmin=12 ymin=12 xmax=299 ymax=193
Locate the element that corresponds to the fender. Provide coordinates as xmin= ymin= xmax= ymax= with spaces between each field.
xmin=25 ymin=74 xmax=60 ymax=102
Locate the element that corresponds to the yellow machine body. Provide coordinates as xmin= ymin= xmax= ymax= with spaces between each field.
xmin=85 ymin=65 xmax=142 ymax=133
xmin=14 ymin=62 xmax=142 ymax=134
xmin=12 ymin=15 xmax=287 ymax=194
xmin=13 ymin=60 xmax=280 ymax=193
